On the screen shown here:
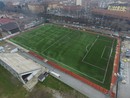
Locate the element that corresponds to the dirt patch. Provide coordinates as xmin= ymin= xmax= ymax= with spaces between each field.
xmin=29 ymin=85 xmax=87 ymax=98
xmin=29 ymin=87 xmax=53 ymax=98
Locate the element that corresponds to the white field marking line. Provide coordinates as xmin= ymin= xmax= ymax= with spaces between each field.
xmin=29 ymin=27 xmax=58 ymax=39
xmin=26 ymin=26 xmax=53 ymax=40
xmin=13 ymin=26 xmax=68 ymax=49
xmin=81 ymin=35 xmax=106 ymax=72
xmin=29 ymin=29 xmax=53 ymax=39
xmin=102 ymin=39 xmax=115 ymax=83
xmin=42 ymin=32 xmax=70 ymax=53
xmin=18 ymin=36 xmax=39 ymax=46
xmin=35 ymin=30 xmax=64 ymax=46
xmin=40 ymin=27 xmax=69 ymax=40
xmin=20 ymin=28 xmax=66 ymax=47
xmin=11 ymin=39 xmax=27 ymax=48
xmin=82 ymin=61 xmax=105 ymax=71
xmin=24 ymin=28 xmax=49 ymax=39
xmin=82 ymin=35 xmax=99 ymax=62
xmin=101 ymin=46 xmax=106 ymax=59
xmin=35 ymin=30 xmax=69 ymax=48
xmin=86 ymin=44 xmax=90 ymax=52
xmin=22 ymin=31 xmax=42 ymax=39
xmin=82 ymin=46 xmax=111 ymax=72
xmin=101 ymin=46 xmax=111 ymax=60
xmin=42 ymin=54 xmax=103 ymax=83
xmin=98 ymin=39 xmax=113 ymax=43
xmin=11 ymin=38 xmax=39 ymax=54
xmin=38 ymin=29 xmax=70 ymax=49
xmin=35 ymin=28 xmax=70 ymax=50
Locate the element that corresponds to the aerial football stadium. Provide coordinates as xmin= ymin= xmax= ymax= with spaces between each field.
xmin=10 ymin=24 xmax=117 ymax=89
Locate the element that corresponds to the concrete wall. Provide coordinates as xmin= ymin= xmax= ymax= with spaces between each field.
xmin=0 ymin=59 xmax=19 ymax=79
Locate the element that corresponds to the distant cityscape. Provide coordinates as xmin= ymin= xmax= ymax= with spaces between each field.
xmin=0 ymin=0 xmax=130 ymax=37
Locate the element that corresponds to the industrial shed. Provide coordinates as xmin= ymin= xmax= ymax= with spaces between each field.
xmin=0 ymin=53 xmax=41 ymax=84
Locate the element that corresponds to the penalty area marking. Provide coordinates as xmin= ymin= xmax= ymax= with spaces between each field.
xmin=81 ymin=35 xmax=106 ymax=71
xmin=82 ymin=36 xmax=99 ymax=62
xmin=101 ymin=46 xmax=111 ymax=60
xmin=82 ymin=61 xmax=105 ymax=71
xmin=98 ymin=39 xmax=113 ymax=43
xmin=81 ymin=36 xmax=115 ymax=83
xmin=102 ymin=39 xmax=115 ymax=83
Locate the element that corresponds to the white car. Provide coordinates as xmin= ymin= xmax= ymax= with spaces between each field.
xmin=122 ymin=80 xmax=126 ymax=84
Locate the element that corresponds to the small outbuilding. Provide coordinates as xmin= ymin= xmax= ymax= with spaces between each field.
xmin=38 ymin=72 xmax=49 ymax=82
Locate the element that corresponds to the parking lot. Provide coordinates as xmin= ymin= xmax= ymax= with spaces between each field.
xmin=117 ymin=40 xmax=130 ymax=98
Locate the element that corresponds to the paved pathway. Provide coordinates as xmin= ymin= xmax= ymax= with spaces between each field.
xmin=117 ymin=62 xmax=130 ymax=98
xmin=20 ymin=52 xmax=109 ymax=98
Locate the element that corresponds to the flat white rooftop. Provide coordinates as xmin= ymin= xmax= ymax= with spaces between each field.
xmin=0 ymin=53 xmax=41 ymax=74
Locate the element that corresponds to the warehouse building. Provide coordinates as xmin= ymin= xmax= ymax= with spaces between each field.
xmin=0 ymin=53 xmax=41 ymax=84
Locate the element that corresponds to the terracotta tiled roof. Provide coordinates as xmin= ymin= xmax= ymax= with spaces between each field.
xmin=0 ymin=18 xmax=14 ymax=25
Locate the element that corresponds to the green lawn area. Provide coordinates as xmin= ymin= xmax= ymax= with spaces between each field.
xmin=0 ymin=65 xmax=87 ymax=98
xmin=0 ymin=65 xmax=28 ymax=98
xmin=10 ymin=24 xmax=117 ymax=89
xmin=38 ymin=75 xmax=87 ymax=98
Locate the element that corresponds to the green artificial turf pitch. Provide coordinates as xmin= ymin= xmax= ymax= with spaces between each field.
xmin=10 ymin=24 xmax=117 ymax=89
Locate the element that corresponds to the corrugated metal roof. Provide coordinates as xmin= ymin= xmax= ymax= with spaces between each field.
xmin=1 ymin=22 xmax=19 ymax=31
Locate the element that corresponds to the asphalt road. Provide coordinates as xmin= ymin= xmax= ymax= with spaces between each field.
xmin=20 ymin=52 xmax=109 ymax=98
